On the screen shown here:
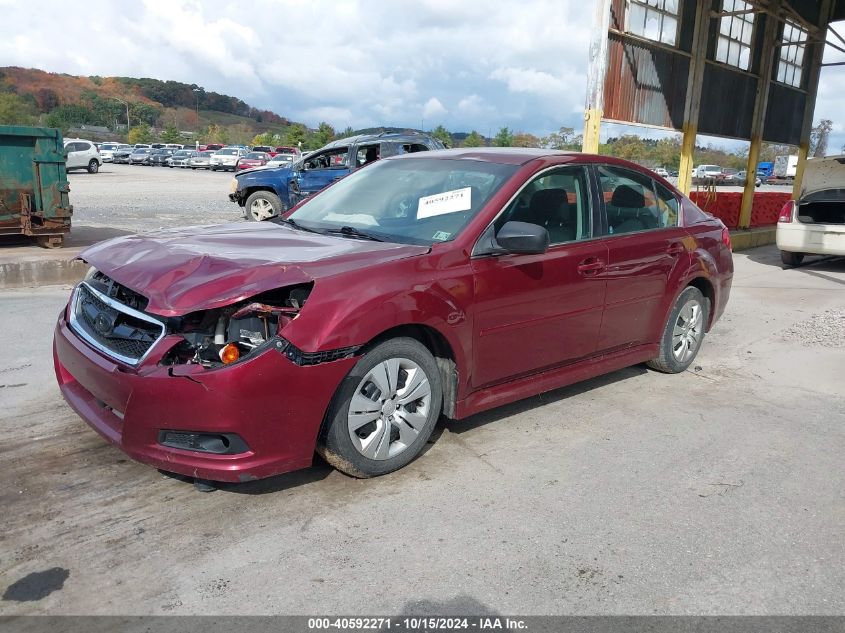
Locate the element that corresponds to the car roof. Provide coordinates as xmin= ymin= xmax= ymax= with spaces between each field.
xmin=386 ymin=147 xmax=579 ymax=166
xmin=322 ymin=131 xmax=443 ymax=149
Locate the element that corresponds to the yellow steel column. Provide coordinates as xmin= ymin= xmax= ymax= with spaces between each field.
xmin=738 ymin=137 xmax=762 ymax=227
xmin=739 ymin=5 xmax=780 ymax=229
xmin=676 ymin=0 xmax=711 ymax=196
xmin=582 ymin=109 xmax=602 ymax=154
xmin=677 ymin=124 xmax=696 ymax=195
xmin=582 ymin=0 xmax=611 ymax=154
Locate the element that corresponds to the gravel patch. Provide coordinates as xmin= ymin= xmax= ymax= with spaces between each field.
xmin=781 ymin=308 xmax=845 ymax=347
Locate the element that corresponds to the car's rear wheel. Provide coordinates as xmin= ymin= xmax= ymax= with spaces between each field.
xmin=87 ymin=159 xmax=99 ymax=174
xmin=317 ymin=338 xmax=442 ymax=478
xmin=648 ymin=286 xmax=709 ymax=374
xmin=245 ymin=191 xmax=283 ymax=221
xmin=780 ymin=251 xmax=804 ymax=267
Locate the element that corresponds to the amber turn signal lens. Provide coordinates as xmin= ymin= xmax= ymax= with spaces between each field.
xmin=219 ymin=343 xmax=240 ymax=365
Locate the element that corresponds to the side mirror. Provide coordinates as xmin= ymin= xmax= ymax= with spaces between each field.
xmin=495 ymin=221 xmax=549 ymax=254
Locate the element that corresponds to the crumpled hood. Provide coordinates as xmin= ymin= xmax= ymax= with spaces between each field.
xmin=801 ymin=155 xmax=845 ymax=199
xmin=80 ymin=222 xmax=429 ymax=316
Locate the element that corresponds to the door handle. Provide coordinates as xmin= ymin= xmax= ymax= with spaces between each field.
xmin=577 ymin=258 xmax=606 ymax=275
xmin=666 ymin=242 xmax=686 ymax=256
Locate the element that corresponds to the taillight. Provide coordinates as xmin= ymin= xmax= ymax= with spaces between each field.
xmin=778 ymin=200 xmax=795 ymax=223
xmin=721 ymin=227 xmax=732 ymax=250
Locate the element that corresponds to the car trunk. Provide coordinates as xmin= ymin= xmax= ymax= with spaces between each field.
xmin=798 ymin=196 xmax=845 ymax=225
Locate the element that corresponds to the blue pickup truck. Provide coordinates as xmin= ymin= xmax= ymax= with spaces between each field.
xmin=229 ymin=131 xmax=447 ymax=221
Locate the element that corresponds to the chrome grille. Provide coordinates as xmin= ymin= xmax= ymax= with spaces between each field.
xmin=69 ymin=282 xmax=165 ymax=365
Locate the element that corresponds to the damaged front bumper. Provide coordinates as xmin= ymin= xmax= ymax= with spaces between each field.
xmin=53 ymin=309 xmax=357 ymax=483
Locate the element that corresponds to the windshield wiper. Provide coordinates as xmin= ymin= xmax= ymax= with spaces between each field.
xmin=325 ymin=226 xmax=386 ymax=242
xmin=273 ymin=217 xmax=322 ymax=234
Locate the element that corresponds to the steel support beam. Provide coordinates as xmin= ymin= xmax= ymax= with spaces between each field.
xmin=582 ymin=0 xmax=612 ymax=154
xmin=740 ymin=3 xmax=781 ymax=229
xmin=792 ymin=0 xmax=833 ymax=200
xmin=677 ymin=0 xmax=712 ymax=195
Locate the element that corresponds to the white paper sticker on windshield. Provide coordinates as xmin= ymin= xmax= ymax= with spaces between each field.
xmin=417 ymin=187 xmax=472 ymax=218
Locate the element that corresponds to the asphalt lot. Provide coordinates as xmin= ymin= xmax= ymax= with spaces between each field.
xmin=1 ymin=243 xmax=843 ymax=614
xmin=66 ymin=163 xmax=242 ymax=232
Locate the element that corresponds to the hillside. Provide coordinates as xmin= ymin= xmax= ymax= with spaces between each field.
xmin=0 ymin=66 xmax=297 ymax=144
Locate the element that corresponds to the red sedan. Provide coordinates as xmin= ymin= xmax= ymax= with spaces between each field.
xmin=53 ymin=149 xmax=733 ymax=483
xmin=235 ymin=151 xmax=270 ymax=171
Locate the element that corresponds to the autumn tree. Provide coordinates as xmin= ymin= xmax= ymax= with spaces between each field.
xmin=512 ymin=131 xmax=540 ymax=147
xmin=127 ymin=123 xmax=153 ymax=144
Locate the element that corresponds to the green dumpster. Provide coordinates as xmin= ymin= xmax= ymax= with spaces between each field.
xmin=0 ymin=125 xmax=72 ymax=248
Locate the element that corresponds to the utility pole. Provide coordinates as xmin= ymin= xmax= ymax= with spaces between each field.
xmin=193 ymin=88 xmax=201 ymax=130
xmin=582 ymin=0 xmax=611 ymax=154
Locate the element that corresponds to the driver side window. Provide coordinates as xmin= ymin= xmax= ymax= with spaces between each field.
xmin=305 ymin=147 xmax=349 ymax=170
xmin=496 ymin=166 xmax=592 ymax=245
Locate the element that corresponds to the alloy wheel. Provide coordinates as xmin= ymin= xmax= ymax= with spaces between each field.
xmin=249 ymin=198 xmax=276 ymax=221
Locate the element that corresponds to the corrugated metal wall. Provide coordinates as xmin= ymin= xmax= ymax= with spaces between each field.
xmin=603 ymin=33 xmax=689 ymax=129
xmin=698 ymin=64 xmax=756 ymax=139
xmin=763 ymin=84 xmax=806 ymax=145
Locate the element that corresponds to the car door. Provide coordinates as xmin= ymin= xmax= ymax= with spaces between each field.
xmin=470 ymin=164 xmax=608 ymax=388
xmin=65 ymin=142 xmax=83 ymax=169
xmin=596 ymin=164 xmax=691 ymax=352
xmin=291 ymin=146 xmax=351 ymax=205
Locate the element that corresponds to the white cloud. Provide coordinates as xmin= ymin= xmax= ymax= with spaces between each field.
xmin=489 ymin=67 xmax=566 ymax=96
xmin=422 ymin=97 xmax=447 ymax=119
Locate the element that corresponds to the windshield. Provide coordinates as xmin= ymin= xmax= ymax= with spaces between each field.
xmin=218 ymin=148 xmax=238 ymax=155
xmin=287 ymin=157 xmax=518 ymax=246
xmin=245 ymin=152 xmax=266 ymax=159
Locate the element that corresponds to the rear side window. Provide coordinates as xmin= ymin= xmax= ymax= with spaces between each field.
xmin=598 ymin=165 xmax=679 ymax=234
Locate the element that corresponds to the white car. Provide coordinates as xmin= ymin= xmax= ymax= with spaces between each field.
xmin=654 ymin=167 xmax=669 ymax=177
xmin=98 ymin=142 xmax=121 ymax=163
xmin=210 ymin=147 xmax=248 ymax=171
xmin=64 ymin=138 xmax=102 ymax=173
xmin=776 ymin=155 xmax=845 ymax=266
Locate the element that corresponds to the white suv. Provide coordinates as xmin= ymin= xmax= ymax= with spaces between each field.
xmin=210 ymin=147 xmax=248 ymax=171
xmin=64 ymin=139 xmax=102 ymax=173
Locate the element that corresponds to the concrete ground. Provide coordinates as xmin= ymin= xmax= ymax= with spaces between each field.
xmin=0 ymin=246 xmax=842 ymax=615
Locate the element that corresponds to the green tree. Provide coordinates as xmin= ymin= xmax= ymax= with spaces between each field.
xmin=127 ymin=123 xmax=153 ymax=144
xmin=315 ymin=121 xmax=336 ymax=147
xmin=431 ymin=124 xmax=452 ymax=147
xmin=340 ymin=126 xmax=354 ymax=138
xmin=462 ymin=130 xmax=485 ymax=147
xmin=0 ymin=92 xmax=36 ymax=125
xmin=493 ymin=126 xmax=513 ymax=147
xmin=160 ymin=123 xmax=180 ymax=143
xmin=541 ymin=126 xmax=576 ymax=149
xmin=283 ymin=123 xmax=307 ymax=148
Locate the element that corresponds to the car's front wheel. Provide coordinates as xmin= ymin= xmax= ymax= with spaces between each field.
xmin=245 ymin=191 xmax=283 ymax=221
xmin=318 ymin=338 xmax=443 ymax=478
xmin=87 ymin=159 xmax=99 ymax=174
xmin=780 ymin=251 xmax=804 ymax=267
xmin=648 ymin=286 xmax=709 ymax=374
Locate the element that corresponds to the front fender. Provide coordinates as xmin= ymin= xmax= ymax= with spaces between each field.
xmin=236 ymin=168 xmax=293 ymax=205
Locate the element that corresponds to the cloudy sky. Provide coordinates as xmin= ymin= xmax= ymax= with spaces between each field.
xmin=1 ymin=0 xmax=844 ymax=151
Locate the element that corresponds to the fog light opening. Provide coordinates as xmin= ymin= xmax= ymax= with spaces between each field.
xmin=158 ymin=431 xmax=249 ymax=455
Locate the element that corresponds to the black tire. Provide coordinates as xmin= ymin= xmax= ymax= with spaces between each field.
xmin=87 ymin=159 xmax=99 ymax=174
xmin=780 ymin=251 xmax=804 ymax=267
xmin=647 ymin=286 xmax=709 ymax=374
xmin=244 ymin=190 xmax=284 ymax=221
xmin=317 ymin=337 xmax=443 ymax=478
